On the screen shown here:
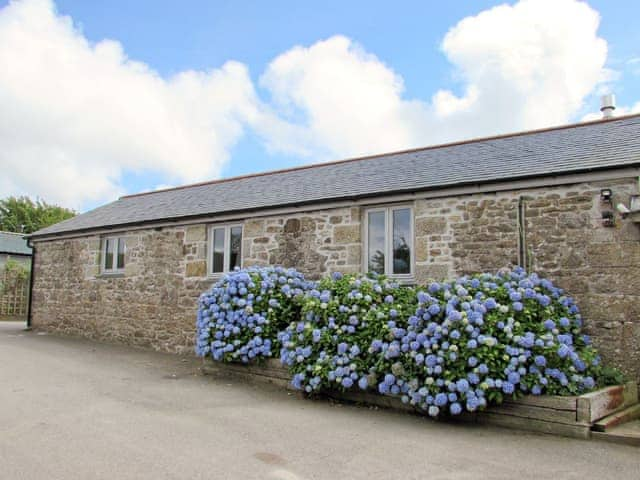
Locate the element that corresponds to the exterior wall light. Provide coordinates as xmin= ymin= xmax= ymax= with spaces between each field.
xmin=600 ymin=188 xmax=613 ymax=205
xmin=602 ymin=211 xmax=615 ymax=228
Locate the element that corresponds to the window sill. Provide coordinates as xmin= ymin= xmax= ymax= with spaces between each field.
xmin=365 ymin=272 xmax=416 ymax=285
xmin=207 ymin=272 xmax=227 ymax=281
xmin=98 ymin=272 xmax=125 ymax=278
xmin=388 ymin=275 xmax=416 ymax=286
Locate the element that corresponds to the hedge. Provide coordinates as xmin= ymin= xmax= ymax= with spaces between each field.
xmin=196 ymin=266 xmax=615 ymax=417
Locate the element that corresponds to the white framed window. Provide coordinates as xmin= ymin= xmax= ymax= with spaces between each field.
xmin=364 ymin=205 xmax=414 ymax=279
xmin=102 ymin=236 xmax=126 ymax=273
xmin=208 ymin=224 xmax=243 ymax=275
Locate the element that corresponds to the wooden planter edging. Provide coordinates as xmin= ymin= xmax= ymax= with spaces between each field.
xmin=201 ymin=358 xmax=638 ymax=439
xmin=202 ymin=358 xmax=292 ymax=389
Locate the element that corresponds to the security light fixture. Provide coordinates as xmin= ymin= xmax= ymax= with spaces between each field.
xmin=602 ymin=211 xmax=615 ymax=228
xmin=600 ymin=188 xmax=613 ymax=204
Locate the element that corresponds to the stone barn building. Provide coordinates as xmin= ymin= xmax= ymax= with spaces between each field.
xmin=28 ymin=115 xmax=640 ymax=382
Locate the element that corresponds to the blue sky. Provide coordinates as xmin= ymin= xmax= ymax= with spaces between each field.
xmin=1 ymin=0 xmax=639 ymax=211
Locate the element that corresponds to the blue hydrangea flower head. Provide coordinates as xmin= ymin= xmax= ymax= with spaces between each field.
xmin=342 ymin=377 xmax=354 ymax=388
xmin=434 ymin=393 xmax=448 ymax=407
xmin=456 ymin=379 xmax=470 ymax=393
xmin=502 ymin=382 xmax=515 ymax=394
xmin=384 ymin=373 xmax=396 ymax=386
xmin=534 ymin=355 xmax=547 ymax=367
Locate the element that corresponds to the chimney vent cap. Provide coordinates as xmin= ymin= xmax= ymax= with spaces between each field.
xmin=600 ymin=94 xmax=616 ymax=118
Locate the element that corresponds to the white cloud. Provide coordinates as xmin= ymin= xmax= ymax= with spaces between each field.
xmin=256 ymin=36 xmax=427 ymax=159
xmin=0 ymin=0 xmax=258 ymax=208
xmin=256 ymin=0 xmax=609 ymax=158
xmin=437 ymin=0 xmax=607 ymax=126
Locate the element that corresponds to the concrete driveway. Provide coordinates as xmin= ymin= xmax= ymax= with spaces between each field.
xmin=0 ymin=321 xmax=638 ymax=480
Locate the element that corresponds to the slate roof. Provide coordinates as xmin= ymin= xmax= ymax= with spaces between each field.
xmin=31 ymin=114 xmax=640 ymax=238
xmin=0 ymin=231 xmax=33 ymax=255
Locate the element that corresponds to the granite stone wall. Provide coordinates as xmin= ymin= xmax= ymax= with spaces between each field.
xmin=412 ymin=178 xmax=640 ymax=381
xmin=31 ymin=227 xmax=211 ymax=353
xmin=241 ymin=206 xmax=362 ymax=279
xmin=32 ymin=178 xmax=640 ymax=381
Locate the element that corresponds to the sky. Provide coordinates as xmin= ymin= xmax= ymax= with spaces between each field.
xmin=1 ymin=0 xmax=639 ymax=212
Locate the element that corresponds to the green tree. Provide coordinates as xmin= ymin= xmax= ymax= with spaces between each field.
xmin=0 ymin=196 xmax=76 ymax=234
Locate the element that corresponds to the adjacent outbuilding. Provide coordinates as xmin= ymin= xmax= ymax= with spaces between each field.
xmin=0 ymin=231 xmax=32 ymax=321
xmin=0 ymin=230 xmax=32 ymax=269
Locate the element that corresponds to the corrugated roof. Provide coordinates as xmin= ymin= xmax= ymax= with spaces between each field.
xmin=31 ymin=114 xmax=640 ymax=238
xmin=0 ymin=231 xmax=32 ymax=255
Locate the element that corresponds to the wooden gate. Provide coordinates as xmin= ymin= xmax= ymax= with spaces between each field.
xmin=0 ymin=270 xmax=29 ymax=320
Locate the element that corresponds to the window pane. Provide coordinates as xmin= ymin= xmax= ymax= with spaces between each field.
xmin=212 ymin=228 xmax=225 ymax=273
xmin=116 ymin=238 xmax=126 ymax=269
xmin=367 ymin=211 xmax=386 ymax=274
xmin=392 ymin=208 xmax=411 ymax=274
xmin=229 ymin=226 xmax=242 ymax=271
xmin=104 ymin=238 xmax=114 ymax=270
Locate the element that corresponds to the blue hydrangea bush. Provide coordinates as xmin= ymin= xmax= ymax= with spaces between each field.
xmin=195 ymin=266 xmax=314 ymax=362
xmin=281 ymin=268 xmax=601 ymax=417
xmin=197 ymin=266 xmax=608 ymax=417
xmin=278 ymin=272 xmax=418 ymax=393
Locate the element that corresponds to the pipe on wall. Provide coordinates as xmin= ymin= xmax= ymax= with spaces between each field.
xmin=517 ymin=196 xmax=528 ymax=269
xmin=25 ymin=240 xmax=35 ymax=330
